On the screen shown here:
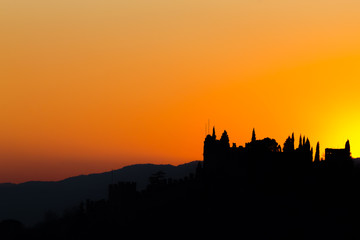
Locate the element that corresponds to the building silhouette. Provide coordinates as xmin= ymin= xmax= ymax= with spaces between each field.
xmin=203 ymin=128 xmax=315 ymax=181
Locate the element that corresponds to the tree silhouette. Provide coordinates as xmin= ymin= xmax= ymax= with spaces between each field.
xmin=314 ymin=142 xmax=320 ymax=163
xmin=305 ymin=138 xmax=310 ymax=151
xmin=302 ymin=136 xmax=305 ymax=147
xmin=283 ymin=136 xmax=294 ymax=152
xmin=258 ymin=137 xmax=281 ymax=152
xmin=149 ymin=171 xmax=166 ymax=185
xmin=220 ymin=130 xmax=230 ymax=148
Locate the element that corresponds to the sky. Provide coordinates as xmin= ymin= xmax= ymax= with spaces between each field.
xmin=1 ymin=0 xmax=360 ymax=183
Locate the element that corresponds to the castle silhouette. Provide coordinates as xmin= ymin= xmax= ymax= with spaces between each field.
xmin=203 ymin=127 xmax=352 ymax=186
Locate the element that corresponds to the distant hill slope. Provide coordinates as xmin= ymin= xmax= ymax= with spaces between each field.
xmin=0 ymin=161 xmax=200 ymax=226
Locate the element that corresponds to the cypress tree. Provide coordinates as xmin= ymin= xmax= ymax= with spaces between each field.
xmin=305 ymin=138 xmax=310 ymax=151
xmin=314 ymin=142 xmax=320 ymax=163
xmin=220 ymin=130 xmax=230 ymax=148
xmin=303 ymin=136 xmax=306 ymax=147
xmin=283 ymin=136 xmax=293 ymax=152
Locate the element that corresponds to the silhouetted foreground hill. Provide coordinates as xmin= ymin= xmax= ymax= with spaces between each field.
xmin=0 ymin=161 xmax=200 ymax=226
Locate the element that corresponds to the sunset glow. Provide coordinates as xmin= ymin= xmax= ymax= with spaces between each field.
xmin=1 ymin=0 xmax=360 ymax=183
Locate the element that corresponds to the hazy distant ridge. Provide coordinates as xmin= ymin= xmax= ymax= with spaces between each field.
xmin=0 ymin=161 xmax=200 ymax=226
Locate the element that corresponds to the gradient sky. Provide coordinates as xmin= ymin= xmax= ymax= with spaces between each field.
xmin=1 ymin=0 xmax=360 ymax=183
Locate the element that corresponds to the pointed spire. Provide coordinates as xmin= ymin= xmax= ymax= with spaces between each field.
xmin=299 ymin=135 xmax=303 ymax=148
xmin=212 ymin=126 xmax=216 ymax=140
xmin=345 ymin=140 xmax=350 ymax=153
xmin=252 ymin=128 xmax=256 ymax=142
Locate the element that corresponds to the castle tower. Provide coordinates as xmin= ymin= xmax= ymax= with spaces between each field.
xmin=220 ymin=130 xmax=230 ymax=148
xmin=212 ymin=126 xmax=216 ymax=140
xmin=345 ymin=140 xmax=350 ymax=154
xmin=252 ymin=128 xmax=256 ymax=142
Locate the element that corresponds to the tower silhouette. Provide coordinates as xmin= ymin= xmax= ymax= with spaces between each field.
xmin=252 ymin=128 xmax=256 ymax=142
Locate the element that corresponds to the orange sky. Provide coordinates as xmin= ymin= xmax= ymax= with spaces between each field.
xmin=1 ymin=0 xmax=360 ymax=183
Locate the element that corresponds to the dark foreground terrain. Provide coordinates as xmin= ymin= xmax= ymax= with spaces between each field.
xmin=3 ymin=161 xmax=360 ymax=240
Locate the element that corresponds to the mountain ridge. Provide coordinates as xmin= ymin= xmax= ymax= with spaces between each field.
xmin=0 ymin=161 xmax=200 ymax=226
